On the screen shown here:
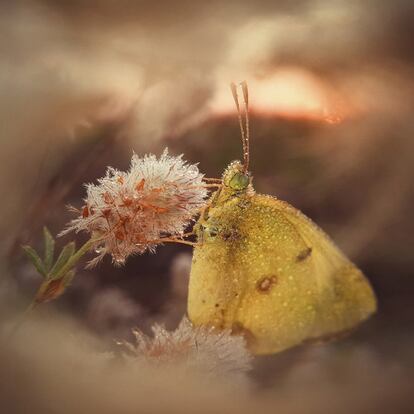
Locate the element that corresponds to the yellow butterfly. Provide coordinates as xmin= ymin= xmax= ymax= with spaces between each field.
xmin=188 ymin=82 xmax=377 ymax=355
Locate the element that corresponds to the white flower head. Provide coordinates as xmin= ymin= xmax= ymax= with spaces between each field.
xmin=61 ymin=149 xmax=208 ymax=266
xmin=121 ymin=317 xmax=252 ymax=378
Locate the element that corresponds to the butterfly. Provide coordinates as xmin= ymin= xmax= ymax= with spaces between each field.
xmin=187 ymin=82 xmax=377 ymax=355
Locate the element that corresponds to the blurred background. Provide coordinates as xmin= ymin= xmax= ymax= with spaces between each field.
xmin=1 ymin=0 xmax=413 ymax=413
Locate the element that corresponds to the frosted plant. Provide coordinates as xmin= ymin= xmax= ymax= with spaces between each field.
xmin=61 ymin=149 xmax=208 ymax=266
xmin=121 ymin=317 xmax=252 ymax=378
xmin=21 ymin=150 xmax=210 ymax=313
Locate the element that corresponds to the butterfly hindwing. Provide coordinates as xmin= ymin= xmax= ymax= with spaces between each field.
xmin=188 ymin=192 xmax=376 ymax=355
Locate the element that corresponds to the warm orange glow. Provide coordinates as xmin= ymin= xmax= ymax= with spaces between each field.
xmin=210 ymin=68 xmax=350 ymax=124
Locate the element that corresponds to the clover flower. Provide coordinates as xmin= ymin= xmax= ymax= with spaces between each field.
xmin=61 ymin=149 xmax=208 ymax=266
xmin=121 ymin=317 xmax=252 ymax=378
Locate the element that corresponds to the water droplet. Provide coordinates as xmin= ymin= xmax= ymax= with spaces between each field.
xmin=113 ymin=255 xmax=125 ymax=265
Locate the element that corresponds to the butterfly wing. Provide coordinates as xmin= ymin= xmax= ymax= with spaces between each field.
xmin=188 ymin=193 xmax=376 ymax=355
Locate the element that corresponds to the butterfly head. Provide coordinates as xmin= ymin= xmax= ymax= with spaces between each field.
xmin=218 ymin=82 xmax=253 ymax=197
xmin=223 ymin=160 xmax=251 ymax=192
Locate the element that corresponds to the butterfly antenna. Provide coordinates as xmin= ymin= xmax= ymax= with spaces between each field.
xmin=230 ymin=82 xmax=245 ymax=167
xmin=230 ymin=82 xmax=250 ymax=172
xmin=241 ymin=81 xmax=250 ymax=172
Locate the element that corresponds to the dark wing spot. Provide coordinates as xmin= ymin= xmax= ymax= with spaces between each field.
xmin=256 ymin=275 xmax=278 ymax=293
xmin=296 ymin=247 xmax=313 ymax=262
xmin=221 ymin=227 xmax=241 ymax=242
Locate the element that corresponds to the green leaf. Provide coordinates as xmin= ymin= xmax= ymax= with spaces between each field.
xmin=43 ymin=227 xmax=55 ymax=273
xmin=49 ymin=242 xmax=76 ymax=279
xmin=62 ymin=270 xmax=75 ymax=286
xmin=22 ymin=245 xmax=46 ymax=277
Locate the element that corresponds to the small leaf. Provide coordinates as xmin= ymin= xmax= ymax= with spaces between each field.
xmin=35 ymin=278 xmax=63 ymax=303
xmin=35 ymin=270 xmax=76 ymax=303
xmin=43 ymin=227 xmax=55 ymax=272
xmin=62 ymin=270 xmax=75 ymax=287
xmin=22 ymin=245 xmax=46 ymax=277
xmin=49 ymin=242 xmax=76 ymax=279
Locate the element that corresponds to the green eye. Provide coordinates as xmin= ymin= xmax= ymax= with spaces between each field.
xmin=229 ymin=172 xmax=249 ymax=190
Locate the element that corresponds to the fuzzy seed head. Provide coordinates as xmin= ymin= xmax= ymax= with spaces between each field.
xmin=121 ymin=317 xmax=252 ymax=378
xmin=61 ymin=149 xmax=208 ymax=266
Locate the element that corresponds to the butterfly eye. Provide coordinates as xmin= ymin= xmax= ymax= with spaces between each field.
xmin=228 ymin=172 xmax=249 ymax=191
